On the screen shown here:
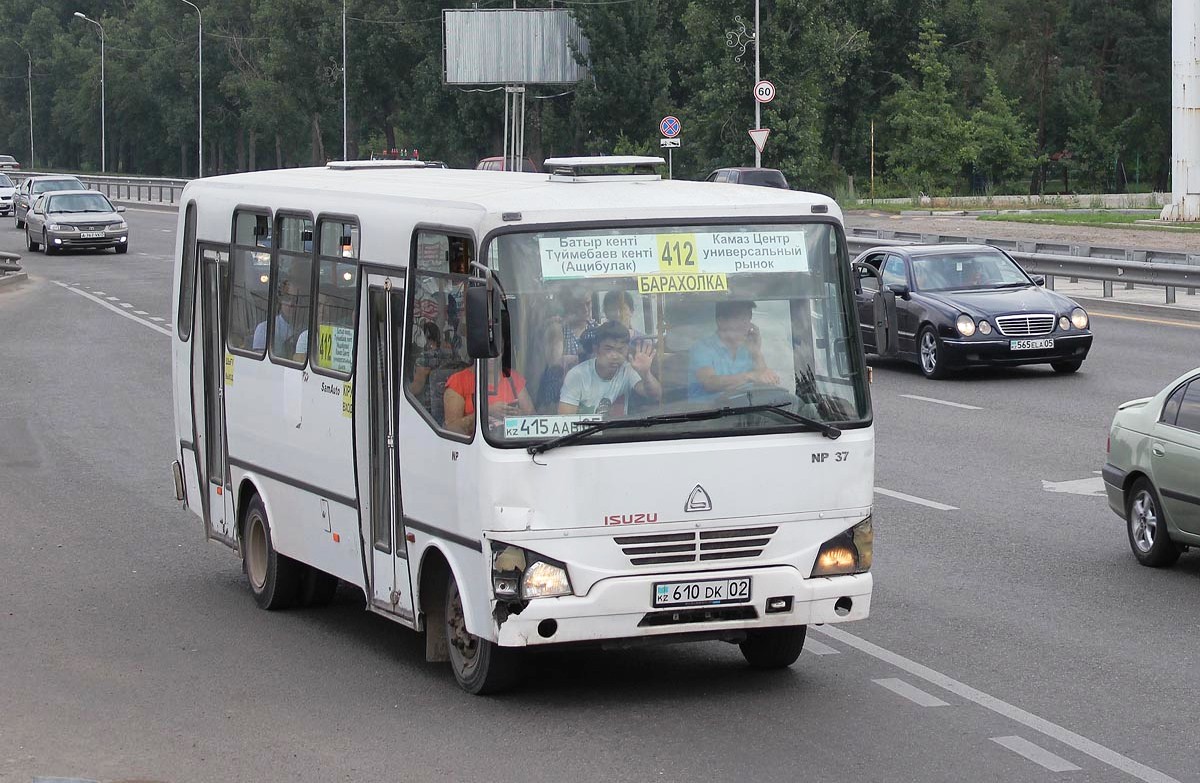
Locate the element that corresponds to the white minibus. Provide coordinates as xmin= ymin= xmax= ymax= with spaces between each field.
xmin=170 ymin=157 xmax=875 ymax=693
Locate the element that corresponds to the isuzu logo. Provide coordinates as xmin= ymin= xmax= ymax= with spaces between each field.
xmin=685 ymin=485 xmax=712 ymax=513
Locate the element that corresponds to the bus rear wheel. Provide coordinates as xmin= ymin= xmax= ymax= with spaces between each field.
xmin=445 ymin=573 xmax=519 ymax=694
xmin=242 ymin=494 xmax=302 ymax=610
xmin=740 ymin=625 xmax=807 ymax=669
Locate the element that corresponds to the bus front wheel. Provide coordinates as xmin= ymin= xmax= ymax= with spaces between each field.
xmin=445 ymin=573 xmax=519 ymax=694
xmin=740 ymin=625 xmax=807 ymax=669
xmin=242 ymin=494 xmax=302 ymax=610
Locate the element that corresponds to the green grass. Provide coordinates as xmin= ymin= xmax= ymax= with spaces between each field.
xmin=978 ymin=211 xmax=1200 ymax=232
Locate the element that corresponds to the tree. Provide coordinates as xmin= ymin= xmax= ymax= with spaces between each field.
xmin=966 ymin=69 xmax=1036 ymax=190
xmin=881 ymin=19 xmax=968 ymax=195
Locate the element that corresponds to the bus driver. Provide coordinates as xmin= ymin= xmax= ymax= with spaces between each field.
xmin=558 ymin=321 xmax=661 ymax=417
xmin=689 ymin=300 xmax=779 ymax=402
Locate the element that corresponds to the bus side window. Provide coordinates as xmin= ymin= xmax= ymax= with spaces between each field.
xmin=227 ymin=210 xmax=272 ymax=358
xmin=267 ymin=214 xmax=315 ymax=367
xmin=405 ymin=230 xmax=473 ymax=435
xmin=311 ymin=217 xmax=360 ymax=378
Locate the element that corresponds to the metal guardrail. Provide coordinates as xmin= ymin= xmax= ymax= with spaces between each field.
xmin=7 ymin=171 xmax=190 ymax=205
xmin=0 ymin=251 xmax=22 ymax=275
xmin=846 ymin=236 xmax=1199 ymax=305
xmin=847 ymin=226 xmax=1200 ymax=268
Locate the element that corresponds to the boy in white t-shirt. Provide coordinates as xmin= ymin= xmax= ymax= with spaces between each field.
xmin=558 ymin=321 xmax=661 ymax=417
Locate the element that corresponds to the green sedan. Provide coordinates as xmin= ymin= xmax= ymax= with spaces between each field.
xmin=1104 ymin=367 xmax=1200 ymax=566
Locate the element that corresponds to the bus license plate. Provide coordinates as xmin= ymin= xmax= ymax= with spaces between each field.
xmin=654 ymin=577 xmax=752 ymax=608
xmin=1010 ymin=338 xmax=1054 ymax=350
xmin=81 ymin=231 xmax=104 ymax=239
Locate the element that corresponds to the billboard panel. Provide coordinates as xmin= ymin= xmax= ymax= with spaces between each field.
xmin=444 ymin=9 xmax=589 ymax=85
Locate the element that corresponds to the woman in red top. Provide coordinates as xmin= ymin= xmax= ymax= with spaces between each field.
xmin=443 ymin=362 xmax=534 ymax=435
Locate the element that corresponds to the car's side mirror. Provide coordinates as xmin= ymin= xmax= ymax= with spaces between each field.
xmin=886 ymin=283 xmax=911 ymax=300
xmin=1032 ymin=275 xmax=1045 ymax=286
xmin=116 ymin=206 xmax=126 ymax=213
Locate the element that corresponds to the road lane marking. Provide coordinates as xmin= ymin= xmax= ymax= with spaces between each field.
xmin=899 ymin=394 xmax=982 ymax=410
xmin=134 ymin=310 xmax=148 ymax=315
xmin=992 ymin=736 xmax=1081 ymax=772
xmin=54 ymin=283 xmax=171 ymax=337
xmin=150 ymin=317 xmax=165 ymax=322
xmin=1089 ymin=311 xmax=1200 ymax=330
xmin=1042 ymin=476 xmax=1105 ymax=497
xmin=106 ymin=296 xmax=119 ymax=301
xmin=119 ymin=302 xmax=133 ymax=308
xmin=815 ymin=625 xmax=1181 ymax=783
xmin=804 ymin=638 xmax=839 ymax=655
xmin=92 ymin=290 xmax=105 ymax=295
xmin=874 ymin=487 xmax=958 ymax=511
xmin=873 ymin=678 xmax=949 ymax=707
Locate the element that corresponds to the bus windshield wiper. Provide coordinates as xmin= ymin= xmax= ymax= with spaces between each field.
xmin=529 ymin=403 xmax=840 ymax=456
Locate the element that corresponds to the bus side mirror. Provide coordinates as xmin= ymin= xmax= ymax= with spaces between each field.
xmin=466 ymin=282 xmax=502 ymax=359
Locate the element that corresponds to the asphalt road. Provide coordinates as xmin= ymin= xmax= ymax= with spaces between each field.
xmin=1 ymin=209 xmax=1197 ymax=783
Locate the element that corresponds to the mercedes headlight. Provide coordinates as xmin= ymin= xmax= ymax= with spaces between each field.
xmin=1070 ymin=307 xmax=1089 ymax=330
xmin=811 ymin=517 xmax=873 ymax=577
xmin=955 ymin=314 xmax=976 ymax=337
xmin=1059 ymin=316 xmax=1071 ymax=331
xmin=977 ymin=320 xmax=993 ymax=335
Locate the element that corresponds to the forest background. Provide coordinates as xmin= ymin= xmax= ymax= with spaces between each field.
xmin=0 ymin=0 xmax=1170 ymax=198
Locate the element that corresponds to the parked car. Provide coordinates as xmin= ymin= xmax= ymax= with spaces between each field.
xmin=15 ymin=175 xmax=87 ymax=228
xmin=1104 ymin=368 xmax=1200 ymax=567
xmin=704 ymin=167 xmax=789 ymax=188
xmin=851 ymin=244 xmax=1093 ymax=379
xmin=24 ymin=190 xmax=128 ymax=255
xmin=0 ymin=154 xmax=19 ymax=170
xmin=0 ymin=173 xmax=15 ymax=216
xmin=475 ymin=156 xmax=539 ymax=172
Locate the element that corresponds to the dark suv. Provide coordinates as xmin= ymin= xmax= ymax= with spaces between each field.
xmin=704 ymin=167 xmax=789 ymax=189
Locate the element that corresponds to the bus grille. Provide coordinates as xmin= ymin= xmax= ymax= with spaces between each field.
xmin=995 ymin=314 xmax=1055 ymax=337
xmin=614 ymin=526 xmax=777 ymax=566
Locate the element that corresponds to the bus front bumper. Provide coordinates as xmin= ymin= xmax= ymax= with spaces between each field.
xmin=494 ymin=567 xmax=871 ymax=647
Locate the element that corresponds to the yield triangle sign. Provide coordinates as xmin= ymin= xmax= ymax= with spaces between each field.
xmin=748 ymin=128 xmax=771 ymax=153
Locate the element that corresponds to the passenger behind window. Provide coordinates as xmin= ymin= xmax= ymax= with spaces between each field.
xmin=580 ymin=289 xmax=647 ymax=357
xmin=559 ymin=321 xmax=661 ymax=417
xmin=559 ymin=290 xmax=597 ymax=364
xmin=410 ymin=323 xmax=452 ymax=411
xmin=253 ymin=279 xmax=301 ymax=353
xmin=443 ymin=361 xmax=534 ymax=435
xmin=689 ymin=300 xmax=779 ymax=402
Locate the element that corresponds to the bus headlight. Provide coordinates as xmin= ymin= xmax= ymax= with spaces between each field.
xmin=522 ymin=560 xmax=573 ymax=599
xmin=955 ymin=314 xmax=976 ymax=337
xmin=492 ymin=543 xmax=573 ymax=600
xmin=811 ymin=517 xmax=873 ymax=577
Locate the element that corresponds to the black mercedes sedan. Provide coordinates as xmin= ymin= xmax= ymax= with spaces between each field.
xmin=851 ymin=244 xmax=1093 ymax=379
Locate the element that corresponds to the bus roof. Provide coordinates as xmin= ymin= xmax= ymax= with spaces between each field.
xmin=183 ymin=166 xmax=841 ymax=229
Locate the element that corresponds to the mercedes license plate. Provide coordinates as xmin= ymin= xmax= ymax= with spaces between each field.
xmin=81 ymin=231 xmax=104 ymax=239
xmin=1010 ymin=338 xmax=1054 ymax=351
xmin=654 ymin=577 xmax=751 ymax=608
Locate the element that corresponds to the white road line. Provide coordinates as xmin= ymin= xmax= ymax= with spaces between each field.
xmin=992 ymin=736 xmax=1081 ymax=773
xmin=54 ymin=283 xmax=171 ymax=337
xmin=873 ymin=677 xmax=949 ymax=707
xmin=119 ymin=302 xmax=133 ymax=308
xmin=106 ymin=296 xmax=119 ymax=301
xmin=899 ymin=394 xmax=982 ymax=411
xmin=91 ymin=290 xmax=105 ymax=295
xmin=815 ymin=625 xmax=1180 ymax=783
xmin=874 ymin=487 xmax=958 ymax=511
xmin=804 ymin=638 xmax=840 ymax=656
xmin=149 ymin=317 xmax=165 ymax=322
xmin=133 ymin=310 xmax=148 ymax=315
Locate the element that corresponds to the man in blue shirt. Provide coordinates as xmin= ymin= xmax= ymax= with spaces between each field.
xmin=689 ymin=300 xmax=779 ymax=402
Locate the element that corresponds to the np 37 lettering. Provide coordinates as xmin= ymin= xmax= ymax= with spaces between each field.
xmin=604 ymin=513 xmax=660 ymax=526
xmin=812 ymin=451 xmax=850 ymax=463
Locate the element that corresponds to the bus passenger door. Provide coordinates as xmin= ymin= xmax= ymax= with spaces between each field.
xmin=195 ymin=244 xmax=234 ymax=544
xmin=358 ymin=274 xmax=416 ymax=622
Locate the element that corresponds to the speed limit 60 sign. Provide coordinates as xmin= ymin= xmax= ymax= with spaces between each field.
xmin=754 ymin=80 xmax=776 ymax=103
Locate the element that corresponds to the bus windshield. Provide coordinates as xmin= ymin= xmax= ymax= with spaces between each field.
xmin=479 ymin=221 xmax=871 ymax=446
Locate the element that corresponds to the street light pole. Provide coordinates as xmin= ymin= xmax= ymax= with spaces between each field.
xmin=754 ymin=0 xmax=761 ymax=168
xmin=74 ymin=12 xmax=105 ymax=173
xmin=342 ymin=0 xmax=348 ymax=161
xmin=180 ymin=0 xmax=203 ymax=177
xmin=8 ymin=40 xmax=33 ymax=168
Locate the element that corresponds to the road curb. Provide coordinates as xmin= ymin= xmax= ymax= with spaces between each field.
xmin=1073 ymin=295 xmax=1200 ymax=324
xmin=0 ymin=272 xmax=29 ymax=289
xmin=113 ymin=200 xmax=179 ymax=214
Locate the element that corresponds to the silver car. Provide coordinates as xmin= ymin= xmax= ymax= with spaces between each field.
xmin=1104 ymin=367 xmax=1200 ymax=566
xmin=24 ymin=190 xmax=129 ymax=255
xmin=14 ymin=175 xmax=86 ymax=228
xmin=0 ymin=173 xmax=14 ymax=216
